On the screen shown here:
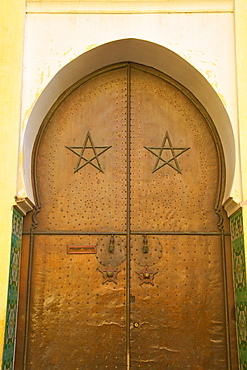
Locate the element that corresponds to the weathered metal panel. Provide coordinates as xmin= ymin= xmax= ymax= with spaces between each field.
xmin=36 ymin=67 xmax=128 ymax=234
xmin=16 ymin=64 xmax=237 ymax=369
xmin=129 ymin=67 xmax=220 ymax=234
xmin=129 ymin=67 xmax=230 ymax=369
xmin=27 ymin=235 xmax=126 ymax=369
xmin=25 ymin=68 xmax=128 ymax=369
xmin=130 ymin=235 xmax=228 ymax=369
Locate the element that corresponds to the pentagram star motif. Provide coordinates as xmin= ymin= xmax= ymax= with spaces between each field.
xmin=98 ymin=265 xmax=121 ymax=284
xmin=144 ymin=131 xmax=190 ymax=174
xmin=136 ymin=265 xmax=158 ymax=286
xmin=66 ymin=131 xmax=112 ymax=173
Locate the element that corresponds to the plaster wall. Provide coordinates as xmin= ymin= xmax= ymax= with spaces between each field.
xmin=0 ymin=0 xmax=25 ymax=364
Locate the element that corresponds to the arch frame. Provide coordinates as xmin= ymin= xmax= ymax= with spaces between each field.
xmin=16 ymin=38 xmax=236 ymax=213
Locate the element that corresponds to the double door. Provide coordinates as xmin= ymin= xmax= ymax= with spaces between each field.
xmin=17 ymin=64 xmax=235 ymax=369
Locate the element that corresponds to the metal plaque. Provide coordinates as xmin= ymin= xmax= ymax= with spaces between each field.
xmin=67 ymin=245 xmax=97 ymax=254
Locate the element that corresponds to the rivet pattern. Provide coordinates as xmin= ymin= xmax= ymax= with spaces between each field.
xmin=129 ymin=68 xmax=228 ymax=368
xmin=21 ymin=64 xmax=234 ymax=369
xmin=36 ymin=69 xmax=128 ymax=233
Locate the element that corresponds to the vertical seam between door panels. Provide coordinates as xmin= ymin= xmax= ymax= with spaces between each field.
xmin=126 ymin=63 xmax=131 ymax=370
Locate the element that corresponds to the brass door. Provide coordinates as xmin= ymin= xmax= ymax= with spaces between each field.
xmin=16 ymin=64 xmax=237 ymax=369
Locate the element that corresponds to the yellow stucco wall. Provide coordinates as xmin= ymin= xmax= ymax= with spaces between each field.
xmin=235 ymin=1 xmax=247 ymax=184
xmin=235 ymin=0 xmax=247 ymax=243
xmin=0 ymin=0 xmax=25 ymax=364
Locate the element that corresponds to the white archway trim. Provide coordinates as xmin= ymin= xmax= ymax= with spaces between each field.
xmin=17 ymin=39 xmax=236 ymax=212
xmin=223 ymin=197 xmax=241 ymax=217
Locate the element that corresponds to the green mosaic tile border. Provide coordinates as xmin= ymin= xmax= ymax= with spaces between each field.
xmin=230 ymin=208 xmax=247 ymax=368
xmin=236 ymin=301 xmax=247 ymax=350
xmin=240 ymin=359 xmax=247 ymax=370
xmin=233 ymin=237 xmax=247 ymax=293
xmin=2 ymin=209 xmax=23 ymax=370
xmin=231 ymin=210 xmax=244 ymax=241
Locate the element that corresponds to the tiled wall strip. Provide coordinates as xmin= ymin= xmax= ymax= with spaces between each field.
xmin=2 ymin=209 xmax=23 ymax=370
xmin=230 ymin=208 xmax=247 ymax=369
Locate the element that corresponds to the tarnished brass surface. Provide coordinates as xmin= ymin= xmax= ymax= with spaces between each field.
xmin=27 ymin=235 xmax=126 ymax=369
xmin=130 ymin=68 xmax=220 ymax=234
xmin=24 ymin=68 xmax=128 ymax=369
xmin=129 ymin=68 xmax=233 ymax=368
xmin=130 ymin=235 xmax=228 ymax=368
xmin=36 ymin=67 xmax=128 ymax=233
xmin=16 ymin=64 xmax=237 ymax=369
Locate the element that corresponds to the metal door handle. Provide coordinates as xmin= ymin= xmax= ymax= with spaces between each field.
xmin=108 ymin=234 xmax=115 ymax=253
xmin=142 ymin=235 xmax=149 ymax=253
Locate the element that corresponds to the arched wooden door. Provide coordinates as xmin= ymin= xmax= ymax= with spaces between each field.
xmin=16 ymin=64 xmax=237 ymax=369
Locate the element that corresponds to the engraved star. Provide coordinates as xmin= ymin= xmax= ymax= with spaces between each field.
xmin=136 ymin=265 xmax=158 ymax=286
xmin=98 ymin=265 xmax=121 ymax=284
xmin=144 ymin=131 xmax=190 ymax=174
xmin=66 ymin=131 xmax=112 ymax=173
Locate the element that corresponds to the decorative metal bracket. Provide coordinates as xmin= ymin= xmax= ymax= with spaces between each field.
xmin=98 ymin=265 xmax=121 ymax=284
xmin=144 ymin=131 xmax=190 ymax=174
xmin=66 ymin=131 xmax=112 ymax=173
xmin=136 ymin=265 xmax=158 ymax=286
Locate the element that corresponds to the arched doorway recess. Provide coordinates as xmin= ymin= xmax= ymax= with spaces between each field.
xmin=19 ymin=39 xmax=236 ymax=208
xmin=16 ymin=62 xmax=237 ymax=369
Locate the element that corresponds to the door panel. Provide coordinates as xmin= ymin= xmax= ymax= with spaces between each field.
xmin=129 ymin=67 xmax=228 ymax=368
xmin=129 ymin=67 xmax=219 ymax=233
xmin=36 ymin=67 xmax=128 ymax=233
xmin=16 ymin=64 xmax=237 ymax=369
xmin=130 ymin=235 xmax=227 ymax=369
xmin=27 ymin=235 xmax=126 ymax=369
xmin=26 ymin=67 xmax=128 ymax=369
